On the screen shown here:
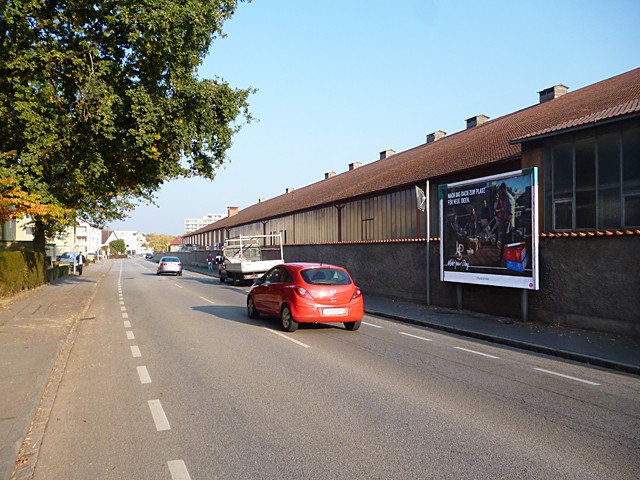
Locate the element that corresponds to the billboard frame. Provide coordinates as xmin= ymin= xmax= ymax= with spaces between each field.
xmin=439 ymin=168 xmax=539 ymax=290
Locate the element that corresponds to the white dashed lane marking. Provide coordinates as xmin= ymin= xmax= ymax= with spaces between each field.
xmin=399 ymin=332 xmax=432 ymax=342
xmin=363 ymin=321 xmax=383 ymax=328
xmin=454 ymin=347 xmax=500 ymax=359
xmin=137 ymin=366 xmax=152 ymax=384
xmin=534 ymin=368 xmax=600 ymax=386
xmin=148 ymin=399 xmax=171 ymax=431
xmin=264 ymin=328 xmax=311 ymax=348
xmin=168 ymin=460 xmax=192 ymax=480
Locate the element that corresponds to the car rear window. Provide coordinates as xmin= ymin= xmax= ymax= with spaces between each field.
xmin=301 ymin=268 xmax=351 ymax=286
xmin=162 ymin=257 xmax=180 ymax=262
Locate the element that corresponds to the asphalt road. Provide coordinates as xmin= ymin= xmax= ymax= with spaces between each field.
xmin=32 ymin=259 xmax=640 ymax=479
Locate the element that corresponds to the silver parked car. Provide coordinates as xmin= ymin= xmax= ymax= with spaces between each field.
xmin=156 ymin=256 xmax=183 ymax=276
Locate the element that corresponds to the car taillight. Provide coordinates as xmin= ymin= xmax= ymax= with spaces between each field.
xmin=352 ymin=287 xmax=362 ymax=299
xmin=294 ymin=287 xmax=313 ymax=299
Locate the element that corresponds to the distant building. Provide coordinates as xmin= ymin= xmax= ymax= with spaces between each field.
xmin=1 ymin=216 xmax=104 ymax=259
xmin=103 ymin=230 xmax=149 ymax=256
xmin=184 ymin=213 xmax=226 ymax=234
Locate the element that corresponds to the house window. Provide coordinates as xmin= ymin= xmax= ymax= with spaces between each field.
xmin=545 ymin=119 xmax=640 ymax=231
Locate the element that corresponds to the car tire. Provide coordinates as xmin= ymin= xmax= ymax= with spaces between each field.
xmin=281 ymin=305 xmax=298 ymax=332
xmin=344 ymin=320 xmax=361 ymax=331
xmin=178 ymin=271 xmax=182 ymax=276
xmin=247 ymin=296 xmax=260 ymax=319
xmin=233 ymin=273 xmax=241 ymax=286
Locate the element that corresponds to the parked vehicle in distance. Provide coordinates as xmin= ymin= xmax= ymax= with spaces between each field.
xmin=145 ymin=253 xmax=154 ymax=260
xmin=156 ymin=256 xmax=182 ymax=276
xmin=57 ymin=252 xmax=76 ymax=263
xmin=219 ymin=234 xmax=284 ymax=286
xmin=246 ymin=263 xmax=364 ymax=332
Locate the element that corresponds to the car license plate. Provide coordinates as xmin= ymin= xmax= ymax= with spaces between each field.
xmin=322 ymin=308 xmax=347 ymax=316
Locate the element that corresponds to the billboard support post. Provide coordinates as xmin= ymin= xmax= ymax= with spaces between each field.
xmin=521 ymin=289 xmax=528 ymax=322
xmin=425 ymin=181 xmax=431 ymax=306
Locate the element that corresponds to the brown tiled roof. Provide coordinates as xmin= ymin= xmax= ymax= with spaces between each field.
xmin=513 ymin=98 xmax=640 ymax=142
xmin=197 ymin=68 xmax=640 ymax=233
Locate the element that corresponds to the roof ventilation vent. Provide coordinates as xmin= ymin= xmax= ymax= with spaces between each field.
xmin=379 ymin=149 xmax=396 ymax=159
xmin=426 ymin=130 xmax=446 ymax=143
xmin=466 ymin=115 xmax=489 ymax=129
xmin=539 ymin=84 xmax=569 ymax=103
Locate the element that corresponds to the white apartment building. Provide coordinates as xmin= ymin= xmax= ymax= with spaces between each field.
xmin=103 ymin=230 xmax=149 ymax=256
xmin=184 ymin=213 xmax=226 ymax=234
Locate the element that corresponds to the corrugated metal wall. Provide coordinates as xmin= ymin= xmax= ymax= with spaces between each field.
xmin=197 ymin=186 xmax=430 ymax=246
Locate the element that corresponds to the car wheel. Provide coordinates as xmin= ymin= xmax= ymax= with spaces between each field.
xmin=281 ymin=305 xmax=298 ymax=332
xmin=344 ymin=320 xmax=361 ymax=331
xmin=247 ymin=296 xmax=260 ymax=319
xmin=232 ymin=273 xmax=241 ymax=286
xmin=178 ymin=271 xmax=183 ymax=276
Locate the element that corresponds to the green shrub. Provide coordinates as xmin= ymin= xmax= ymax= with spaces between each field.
xmin=0 ymin=251 xmax=46 ymax=297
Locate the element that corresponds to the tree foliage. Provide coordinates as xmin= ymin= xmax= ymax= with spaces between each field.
xmin=0 ymin=176 xmax=69 ymax=224
xmin=147 ymin=233 xmax=176 ymax=253
xmin=109 ymin=238 xmax=126 ymax=254
xmin=0 ymin=0 xmax=253 ymax=252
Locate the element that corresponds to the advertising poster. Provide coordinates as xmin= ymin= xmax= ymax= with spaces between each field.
xmin=439 ymin=168 xmax=539 ymax=290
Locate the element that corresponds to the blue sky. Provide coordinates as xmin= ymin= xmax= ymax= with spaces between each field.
xmin=109 ymin=0 xmax=640 ymax=235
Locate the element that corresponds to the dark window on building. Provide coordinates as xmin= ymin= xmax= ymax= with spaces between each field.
xmin=575 ymin=137 xmax=596 ymax=229
xmin=545 ymin=119 xmax=640 ymax=231
xmin=623 ymin=124 xmax=640 ymax=226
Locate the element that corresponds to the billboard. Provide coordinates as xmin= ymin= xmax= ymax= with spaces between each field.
xmin=439 ymin=168 xmax=539 ymax=290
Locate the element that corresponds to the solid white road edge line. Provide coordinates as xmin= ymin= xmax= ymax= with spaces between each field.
xmin=399 ymin=332 xmax=433 ymax=341
xmin=148 ymin=399 xmax=171 ymax=431
xmin=454 ymin=346 xmax=500 ymax=359
xmin=534 ymin=367 xmax=600 ymax=386
xmin=264 ymin=328 xmax=311 ymax=348
xmin=137 ymin=366 xmax=152 ymax=384
xmin=168 ymin=460 xmax=192 ymax=480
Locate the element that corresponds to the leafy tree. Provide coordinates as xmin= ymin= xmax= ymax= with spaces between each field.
xmin=0 ymin=0 xmax=254 ymax=253
xmin=147 ymin=233 xmax=175 ymax=253
xmin=109 ymin=238 xmax=126 ymax=254
xmin=0 ymin=177 xmax=69 ymax=224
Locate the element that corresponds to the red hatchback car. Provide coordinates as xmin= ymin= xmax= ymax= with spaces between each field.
xmin=246 ymin=263 xmax=364 ymax=332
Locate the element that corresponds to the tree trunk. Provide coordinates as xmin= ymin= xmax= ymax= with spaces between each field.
xmin=33 ymin=218 xmax=47 ymax=254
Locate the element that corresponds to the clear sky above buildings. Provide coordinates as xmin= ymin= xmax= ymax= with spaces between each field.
xmin=108 ymin=0 xmax=640 ymax=235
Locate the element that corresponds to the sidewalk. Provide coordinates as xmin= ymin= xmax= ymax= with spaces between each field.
xmin=0 ymin=260 xmax=112 ymax=480
xmin=1 ymin=261 xmax=638 ymax=479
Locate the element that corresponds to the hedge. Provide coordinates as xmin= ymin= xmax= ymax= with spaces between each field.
xmin=0 ymin=251 xmax=46 ymax=297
